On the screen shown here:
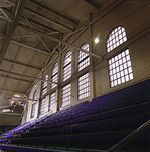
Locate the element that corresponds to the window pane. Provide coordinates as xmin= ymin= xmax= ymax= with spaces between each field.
xmin=61 ymin=84 xmax=71 ymax=107
xmin=62 ymin=51 xmax=72 ymax=81
xmin=49 ymin=92 xmax=57 ymax=113
xmin=78 ymin=73 xmax=90 ymax=100
xmin=107 ymin=27 xmax=127 ymax=52
xmin=78 ymin=43 xmax=90 ymax=71
xmin=30 ymin=103 xmax=36 ymax=119
xmin=40 ymin=99 xmax=46 ymax=115
xmin=33 ymin=91 xmax=37 ymax=100
xmin=108 ymin=49 xmax=133 ymax=87
xmin=51 ymin=62 xmax=58 ymax=89
xmin=41 ymin=75 xmax=48 ymax=95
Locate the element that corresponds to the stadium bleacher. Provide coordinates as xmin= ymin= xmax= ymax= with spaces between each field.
xmin=0 ymin=79 xmax=150 ymax=152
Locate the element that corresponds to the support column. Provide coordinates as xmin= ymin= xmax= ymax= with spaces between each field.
xmin=36 ymin=80 xmax=42 ymax=118
xmin=56 ymin=47 xmax=62 ymax=111
xmin=89 ymin=13 xmax=96 ymax=100
xmin=21 ymin=98 xmax=28 ymax=124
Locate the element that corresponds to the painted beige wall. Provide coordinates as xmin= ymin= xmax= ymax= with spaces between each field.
xmin=92 ymin=2 xmax=150 ymax=97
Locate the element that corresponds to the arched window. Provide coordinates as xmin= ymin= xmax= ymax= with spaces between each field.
xmin=106 ymin=26 xmax=127 ymax=52
xmin=107 ymin=27 xmax=133 ymax=87
xmin=78 ymin=43 xmax=90 ymax=71
xmin=51 ymin=62 xmax=58 ymax=89
xmin=62 ymin=51 xmax=72 ymax=81
xmin=41 ymin=75 xmax=48 ymax=95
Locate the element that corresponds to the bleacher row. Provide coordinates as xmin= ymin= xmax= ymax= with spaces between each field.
xmin=0 ymin=126 xmax=16 ymax=136
xmin=0 ymin=79 xmax=150 ymax=152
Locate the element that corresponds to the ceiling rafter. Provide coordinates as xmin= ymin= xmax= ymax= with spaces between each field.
xmin=2 ymin=7 xmax=63 ymax=34
xmin=12 ymin=31 xmax=66 ymax=38
xmin=27 ymin=0 xmax=78 ymax=26
xmin=18 ymin=23 xmax=102 ymax=59
xmin=24 ymin=7 xmax=73 ymax=31
xmin=23 ymin=13 xmax=51 ymax=53
xmin=0 ymin=73 xmax=32 ymax=83
xmin=11 ymin=39 xmax=50 ymax=55
xmin=21 ymin=16 xmax=65 ymax=34
xmin=0 ymin=8 xmax=12 ymax=22
xmin=0 ymin=14 xmax=11 ymax=22
xmin=3 ymin=58 xmax=41 ymax=71
xmin=0 ymin=35 xmax=50 ymax=55
xmin=2 ymin=7 xmax=69 ymax=36
xmin=0 ymin=0 xmax=15 ymax=8
xmin=0 ymin=69 xmax=58 ymax=84
xmin=0 ymin=0 xmax=26 ymax=64
xmin=84 ymin=0 xmax=102 ymax=9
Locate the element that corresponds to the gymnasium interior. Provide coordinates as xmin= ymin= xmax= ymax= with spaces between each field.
xmin=0 ymin=0 xmax=150 ymax=151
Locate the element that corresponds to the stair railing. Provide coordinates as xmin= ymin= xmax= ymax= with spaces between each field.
xmin=107 ymin=119 xmax=150 ymax=152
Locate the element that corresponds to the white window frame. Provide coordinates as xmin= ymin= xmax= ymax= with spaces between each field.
xmin=78 ymin=43 xmax=90 ymax=71
xmin=30 ymin=103 xmax=36 ymax=119
xmin=108 ymin=49 xmax=133 ymax=87
xmin=62 ymin=51 xmax=72 ymax=81
xmin=49 ymin=92 xmax=57 ymax=113
xmin=51 ymin=62 xmax=58 ymax=89
xmin=41 ymin=75 xmax=48 ymax=95
xmin=78 ymin=72 xmax=90 ymax=100
xmin=106 ymin=26 xmax=127 ymax=52
xmin=61 ymin=83 xmax=71 ymax=107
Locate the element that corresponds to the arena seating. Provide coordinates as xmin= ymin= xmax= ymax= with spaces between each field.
xmin=0 ymin=126 xmax=16 ymax=136
xmin=0 ymin=79 xmax=150 ymax=152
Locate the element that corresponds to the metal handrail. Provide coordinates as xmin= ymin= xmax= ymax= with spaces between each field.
xmin=107 ymin=119 xmax=150 ymax=152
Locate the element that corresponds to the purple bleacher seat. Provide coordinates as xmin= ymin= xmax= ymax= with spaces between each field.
xmin=1 ymin=79 xmax=150 ymax=151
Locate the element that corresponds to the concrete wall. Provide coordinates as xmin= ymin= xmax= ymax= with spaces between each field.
xmin=23 ymin=2 xmax=150 ymax=123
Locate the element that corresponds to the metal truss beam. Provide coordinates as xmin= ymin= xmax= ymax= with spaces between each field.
xmin=28 ymin=0 xmax=77 ymax=26
xmin=0 ymin=73 xmax=32 ymax=83
xmin=0 ymin=0 xmax=26 ymax=64
xmin=0 ymin=8 xmax=11 ymax=22
xmin=0 ymin=0 xmax=15 ymax=8
xmin=0 ymin=35 xmax=50 ymax=55
xmin=3 ymin=58 xmax=41 ymax=70
xmin=0 ymin=14 xmax=11 ymax=22
xmin=24 ymin=7 xmax=73 ymax=31
xmin=19 ymin=23 xmax=102 ymax=59
xmin=84 ymin=0 xmax=101 ymax=9
xmin=11 ymin=39 xmax=50 ymax=55
xmin=0 ymin=69 xmax=57 ymax=84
